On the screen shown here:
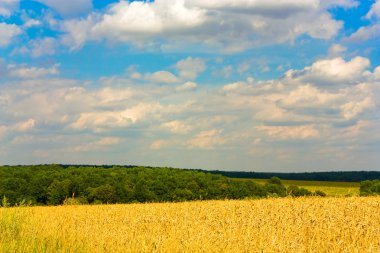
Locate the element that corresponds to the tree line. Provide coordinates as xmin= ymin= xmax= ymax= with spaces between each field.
xmin=0 ymin=165 xmax=325 ymax=206
xmin=208 ymin=170 xmax=380 ymax=182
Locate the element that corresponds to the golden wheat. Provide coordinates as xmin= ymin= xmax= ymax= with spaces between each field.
xmin=1 ymin=197 xmax=380 ymax=252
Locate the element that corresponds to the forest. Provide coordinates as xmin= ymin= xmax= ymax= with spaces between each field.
xmin=0 ymin=165 xmax=321 ymax=206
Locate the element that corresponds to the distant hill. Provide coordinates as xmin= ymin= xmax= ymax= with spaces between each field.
xmin=205 ymin=170 xmax=380 ymax=182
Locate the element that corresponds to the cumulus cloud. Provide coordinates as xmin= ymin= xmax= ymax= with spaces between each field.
xmin=0 ymin=23 xmax=21 ymax=47
xmin=70 ymin=103 xmax=163 ymax=132
xmin=60 ymin=0 xmax=348 ymax=52
xmin=339 ymin=84 xmax=375 ymax=120
xmin=145 ymin=71 xmax=178 ymax=84
xmin=284 ymin=57 xmax=370 ymax=86
xmin=223 ymin=81 xmax=250 ymax=92
xmin=278 ymin=84 xmax=342 ymax=109
xmin=222 ymin=77 xmax=255 ymax=94
xmin=95 ymin=87 xmax=134 ymax=106
xmin=175 ymin=57 xmax=206 ymax=80
xmin=91 ymin=1 xmax=205 ymax=36
xmin=341 ymin=97 xmax=374 ymax=120
xmin=372 ymin=66 xmax=380 ymax=80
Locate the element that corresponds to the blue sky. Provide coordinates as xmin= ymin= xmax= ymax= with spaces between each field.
xmin=0 ymin=0 xmax=380 ymax=171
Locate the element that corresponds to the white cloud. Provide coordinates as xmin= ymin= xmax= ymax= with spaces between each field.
xmin=328 ymin=44 xmax=347 ymax=57
xmin=285 ymin=57 xmax=370 ymax=86
xmin=23 ymin=19 xmax=42 ymax=29
xmin=71 ymin=137 xmax=121 ymax=152
xmin=279 ymin=85 xmax=341 ymax=107
xmin=161 ymin=120 xmax=192 ymax=134
xmin=339 ymin=83 xmax=375 ymax=120
xmin=175 ymin=57 xmax=206 ymax=80
xmin=320 ymin=0 xmax=359 ymax=9
xmin=347 ymin=1 xmax=380 ymax=42
xmin=341 ymin=97 xmax=374 ymax=120
xmin=7 ymin=64 xmax=59 ymax=79
xmin=222 ymin=78 xmax=256 ymax=94
xmin=95 ymin=87 xmax=134 ymax=106
xmin=0 ymin=23 xmax=21 ymax=47
xmin=348 ymin=24 xmax=380 ymax=42
xmin=91 ymin=1 xmax=205 ymax=36
xmin=187 ymin=0 xmax=319 ymax=16
xmin=0 ymin=118 xmax=36 ymax=140
xmin=145 ymin=71 xmax=178 ymax=83
xmin=373 ymin=66 xmax=380 ymax=80
xmin=254 ymin=103 xmax=307 ymax=123
xmin=60 ymin=0 xmax=348 ymax=52
xmin=338 ymin=120 xmax=371 ymax=138
xmin=187 ymin=129 xmax=226 ymax=149
xmin=70 ymin=111 xmax=132 ymax=131
xmin=35 ymin=0 xmax=93 ymax=18
xmin=15 ymin=37 xmax=57 ymax=58
xmin=61 ymin=14 xmax=96 ymax=51
xmin=223 ymin=81 xmax=250 ymax=92
xmin=176 ymin=81 xmax=197 ymax=91
xmin=13 ymin=118 xmax=36 ymax=132
xmin=256 ymin=125 xmax=320 ymax=140
xmin=366 ymin=0 xmax=380 ymax=19
xmin=276 ymin=69 xmax=375 ymax=121
xmin=70 ymin=103 xmax=163 ymax=131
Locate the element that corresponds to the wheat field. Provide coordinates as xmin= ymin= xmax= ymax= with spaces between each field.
xmin=1 ymin=197 xmax=380 ymax=253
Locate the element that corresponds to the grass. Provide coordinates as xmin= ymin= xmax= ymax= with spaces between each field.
xmin=1 ymin=197 xmax=380 ymax=252
xmin=246 ymin=178 xmax=360 ymax=196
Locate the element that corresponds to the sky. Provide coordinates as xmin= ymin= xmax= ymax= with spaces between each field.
xmin=0 ymin=0 xmax=380 ymax=172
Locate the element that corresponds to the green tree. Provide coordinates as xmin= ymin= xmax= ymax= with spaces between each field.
xmin=87 ymin=184 xmax=117 ymax=204
xmin=47 ymin=179 xmax=72 ymax=205
xmin=267 ymin=177 xmax=282 ymax=185
xmin=359 ymin=180 xmax=380 ymax=196
xmin=287 ymin=185 xmax=312 ymax=197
